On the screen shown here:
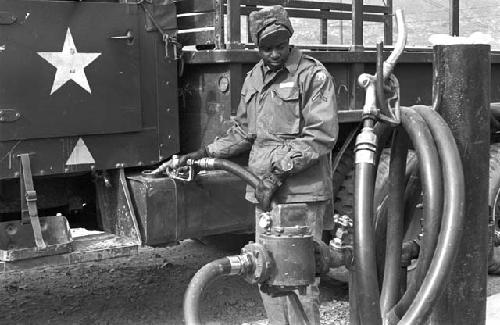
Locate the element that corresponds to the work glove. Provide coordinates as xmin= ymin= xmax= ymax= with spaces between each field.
xmin=164 ymin=147 xmax=208 ymax=169
xmin=255 ymin=172 xmax=287 ymax=211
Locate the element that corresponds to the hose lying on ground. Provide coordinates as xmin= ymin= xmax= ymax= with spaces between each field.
xmin=183 ymin=258 xmax=232 ymax=325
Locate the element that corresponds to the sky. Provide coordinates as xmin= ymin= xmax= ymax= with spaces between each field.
xmin=282 ymin=0 xmax=500 ymax=49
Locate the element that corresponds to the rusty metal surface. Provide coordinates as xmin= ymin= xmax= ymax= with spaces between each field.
xmin=430 ymin=44 xmax=490 ymax=325
xmin=0 ymin=214 xmax=72 ymax=261
xmin=262 ymin=234 xmax=315 ymax=287
xmin=0 ymin=228 xmax=138 ymax=272
xmin=127 ymin=170 xmax=254 ymax=246
xmin=95 ymin=169 xmax=141 ymax=245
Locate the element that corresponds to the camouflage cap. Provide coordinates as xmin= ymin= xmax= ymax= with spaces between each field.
xmin=249 ymin=5 xmax=294 ymax=45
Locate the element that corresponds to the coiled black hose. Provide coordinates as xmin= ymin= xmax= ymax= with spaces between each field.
xmin=399 ymin=106 xmax=464 ymax=325
xmin=355 ymin=105 xmax=464 ymax=325
xmin=384 ymin=107 xmax=444 ymax=320
xmin=381 ymin=106 xmax=464 ymax=325
xmin=379 ymin=129 xmax=409 ymax=315
xmin=184 ymin=258 xmax=232 ymax=325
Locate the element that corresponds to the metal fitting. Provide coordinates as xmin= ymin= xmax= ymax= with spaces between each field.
xmin=193 ymin=158 xmax=216 ymax=170
xmin=241 ymin=242 xmax=272 ymax=284
xmin=258 ymin=212 xmax=272 ymax=230
xmin=227 ymin=254 xmax=252 ymax=275
xmin=354 ymin=127 xmax=378 ymax=164
xmin=358 ymin=73 xmax=373 ymax=88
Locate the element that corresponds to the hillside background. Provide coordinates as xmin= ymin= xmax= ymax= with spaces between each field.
xmin=239 ymin=0 xmax=500 ymax=49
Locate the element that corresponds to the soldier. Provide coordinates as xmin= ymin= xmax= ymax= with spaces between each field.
xmin=171 ymin=5 xmax=338 ymax=324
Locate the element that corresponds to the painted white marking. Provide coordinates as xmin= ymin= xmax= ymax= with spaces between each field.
xmin=280 ymin=81 xmax=295 ymax=88
xmin=25 ymin=13 xmax=30 ymax=20
xmin=66 ymin=138 xmax=95 ymax=165
xmin=0 ymin=45 xmax=5 ymax=52
xmin=37 ymin=28 xmax=101 ymax=95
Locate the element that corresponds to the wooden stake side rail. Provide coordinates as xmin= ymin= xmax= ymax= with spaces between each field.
xmin=175 ymin=0 xmax=392 ymax=49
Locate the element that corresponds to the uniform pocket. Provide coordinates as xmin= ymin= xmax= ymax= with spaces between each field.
xmin=244 ymin=88 xmax=258 ymax=134
xmin=270 ymin=86 xmax=301 ymax=135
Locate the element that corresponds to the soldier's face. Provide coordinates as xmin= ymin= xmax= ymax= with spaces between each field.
xmin=258 ymin=32 xmax=291 ymax=71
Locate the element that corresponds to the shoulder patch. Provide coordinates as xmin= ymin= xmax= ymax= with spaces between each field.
xmin=315 ymin=71 xmax=327 ymax=82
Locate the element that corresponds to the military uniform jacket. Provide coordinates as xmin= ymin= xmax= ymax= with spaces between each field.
xmin=207 ymin=48 xmax=338 ymax=203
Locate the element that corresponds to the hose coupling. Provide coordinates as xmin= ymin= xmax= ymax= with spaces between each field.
xmin=192 ymin=158 xmax=216 ymax=170
xmin=226 ymin=254 xmax=253 ymax=275
xmin=240 ymin=242 xmax=272 ymax=284
xmin=354 ymin=126 xmax=378 ymax=165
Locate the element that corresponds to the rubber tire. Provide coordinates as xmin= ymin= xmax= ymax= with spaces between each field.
xmin=332 ymin=149 xmax=355 ymax=199
xmin=488 ymin=143 xmax=500 ymax=274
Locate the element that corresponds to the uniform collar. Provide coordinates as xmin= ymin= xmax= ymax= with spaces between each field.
xmin=284 ymin=47 xmax=301 ymax=73
xmin=258 ymin=47 xmax=301 ymax=75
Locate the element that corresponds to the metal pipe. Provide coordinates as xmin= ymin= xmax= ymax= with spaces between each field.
xmin=383 ymin=9 xmax=406 ymax=78
xmin=183 ymin=258 xmax=232 ymax=325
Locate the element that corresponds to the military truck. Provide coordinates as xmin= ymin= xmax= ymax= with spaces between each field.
xmin=0 ymin=0 xmax=499 ymax=270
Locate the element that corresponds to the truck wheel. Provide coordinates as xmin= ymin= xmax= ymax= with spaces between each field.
xmin=332 ymin=149 xmax=355 ymax=199
xmin=488 ymin=144 xmax=500 ymax=274
xmin=334 ymin=149 xmax=413 ymax=220
xmin=334 ymin=149 xmax=418 ymax=279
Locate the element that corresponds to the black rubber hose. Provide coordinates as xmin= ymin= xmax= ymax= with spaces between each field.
xmin=388 ymin=107 xmax=443 ymax=321
xmin=354 ymin=158 xmax=382 ymax=324
xmin=184 ymin=258 xmax=232 ymax=325
xmin=183 ymin=159 xmax=260 ymax=325
xmin=354 ymin=118 xmax=382 ymax=324
xmin=380 ymin=128 xmax=409 ymax=315
xmin=397 ymin=106 xmax=464 ymax=325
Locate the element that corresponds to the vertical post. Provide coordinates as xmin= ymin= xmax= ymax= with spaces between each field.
xmin=450 ymin=0 xmax=459 ymax=36
xmin=351 ymin=0 xmax=363 ymax=50
xmin=229 ymin=64 xmax=242 ymax=116
xmin=320 ymin=9 xmax=328 ymax=45
xmin=227 ymin=0 xmax=243 ymax=49
xmin=384 ymin=0 xmax=393 ymax=45
xmin=429 ymin=44 xmax=490 ymax=325
xmin=339 ymin=0 xmax=344 ymax=45
xmin=214 ymin=0 xmax=225 ymax=49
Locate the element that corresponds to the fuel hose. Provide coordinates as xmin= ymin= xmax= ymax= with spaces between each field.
xmin=354 ymin=105 xmax=464 ymax=325
xmin=183 ymin=158 xmax=259 ymax=325
xmin=183 ymin=258 xmax=232 ymax=325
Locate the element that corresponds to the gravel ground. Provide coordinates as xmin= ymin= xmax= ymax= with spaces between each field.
xmin=2 ymin=239 xmax=500 ymax=325
xmin=0 ymin=240 xmax=350 ymax=325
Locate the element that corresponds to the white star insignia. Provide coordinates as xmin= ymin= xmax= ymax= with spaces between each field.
xmin=38 ymin=28 xmax=101 ymax=95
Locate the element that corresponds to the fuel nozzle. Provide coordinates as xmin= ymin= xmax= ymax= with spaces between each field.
xmin=143 ymin=155 xmax=198 ymax=181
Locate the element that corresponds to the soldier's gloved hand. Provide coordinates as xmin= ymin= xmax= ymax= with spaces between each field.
xmin=255 ymin=172 xmax=286 ymax=211
xmin=165 ymin=147 xmax=208 ymax=169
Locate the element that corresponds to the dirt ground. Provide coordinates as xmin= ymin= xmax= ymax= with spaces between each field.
xmin=0 ymin=240 xmax=350 ymax=325
xmin=3 ymin=239 xmax=500 ymax=325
